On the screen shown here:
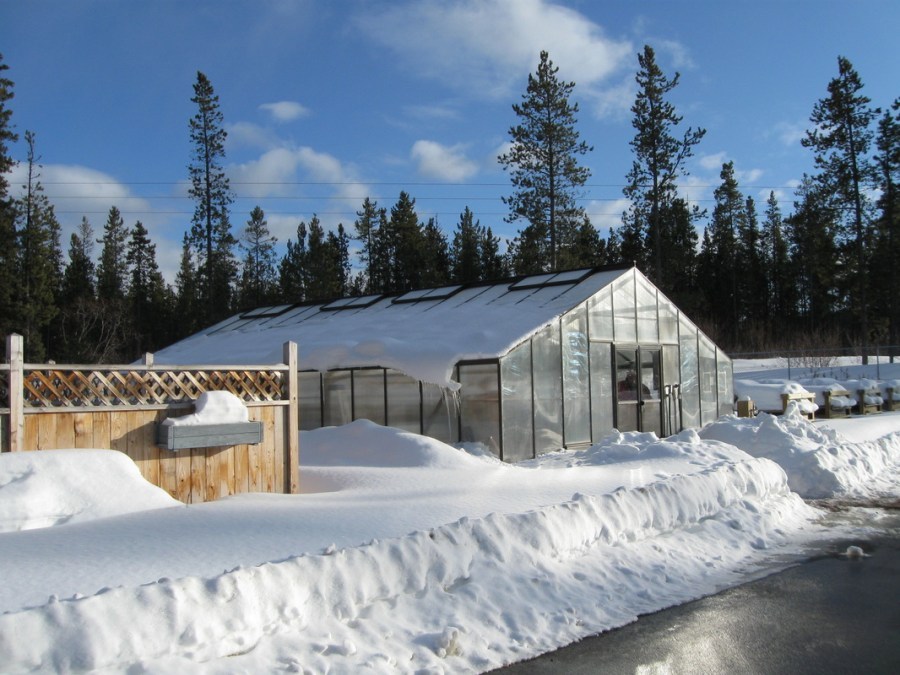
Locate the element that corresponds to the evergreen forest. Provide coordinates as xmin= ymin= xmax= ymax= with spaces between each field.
xmin=0 ymin=49 xmax=897 ymax=363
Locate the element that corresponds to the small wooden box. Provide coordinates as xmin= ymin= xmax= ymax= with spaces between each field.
xmin=156 ymin=421 xmax=263 ymax=451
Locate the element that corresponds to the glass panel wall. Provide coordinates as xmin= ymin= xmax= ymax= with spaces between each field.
xmin=500 ymin=342 xmax=533 ymax=462
xmin=299 ymin=371 xmax=323 ymax=431
xmin=615 ymin=348 xmax=640 ymax=431
xmin=635 ymin=276 xmax=659 ymax=344
xmin=458 ymin=363 xmax=501 ymax=456
xmin=386 ymin=369 xmax=421 ymax=433
xmin=589 ymin=342 xmax=614 ymax=441
xmin=562 ymin=308 xmax=590 ymax=445
xmin=352 ymin=369 xmax=386 ymax=424
xmin=717 ymin=348 xmax=734 ymax=417
xmin=658 ymin=294 xmax=679 ymax=344
xmin=679 ymin=317 xmax=701 ymax=429
xmin=323 ymin=370 xmax=352 ymax=427
xmin=587 ymin=285 xmax=614 ymax=341
xmin=532 ymin=323 xmax=563 ymax=454
xmin=423 ymin=383 xmax=458 ymax=444
xmin=699 ymin=335 xmax=718 ymax=425
xmin=612 ymin=273 xmax=636 ymax=343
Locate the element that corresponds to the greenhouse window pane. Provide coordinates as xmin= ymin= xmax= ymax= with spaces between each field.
xmin=458 ymin=363 xmax=501 ymax=457
xmin=353 ymin=369 xmax=386 ymax=425
xmin=562 ymin=309 xmax=590 ymax=445
xmin=679 ymin=318 xmax=701 ymax=429
xmin=658 ymin=293 xmax=679 ymax=343
xmin=323 ymin=370 xmax=352 ymax=427
xmin=635 ymin=275 xmax=659 ymax=344
xmin=717 ymin=348 xmax=734 ymax=417
xmin=532 ymin=323 xmax=563 ymax=455
xmin=588 ymin=285 xmax=614 ymax=342
xmin=501 ymin=342 xmax=534 ymax=462
xmin=422 ymin=383 xmax=458 ymax=444
xmin=612 ymin=274 xmax=636 ymax=343
xmin=699 ymin=335 xmax=718 ymax=425
xmin=386 ymin=369 xmax=422 ymax=433
xmin=590 ymin=342 xmax=614 ymax=441
xmin=299 ymin=371 xmax=323 ymax=431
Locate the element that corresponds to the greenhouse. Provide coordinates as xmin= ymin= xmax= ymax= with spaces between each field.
xmin=155 ymin=265 xmax=733 ymax=461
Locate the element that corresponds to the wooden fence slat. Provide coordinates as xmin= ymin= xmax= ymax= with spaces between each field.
xmin=73 ymin=413 xmax=93 ymax=448
xmin=191 ymin=448 xmax=206 ymax=504
xmin=92 ymin=411 xmax=111 ymax=448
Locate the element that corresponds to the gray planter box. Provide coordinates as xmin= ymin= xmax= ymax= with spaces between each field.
xmin=157 ymin=421 xmax=263 ymax=451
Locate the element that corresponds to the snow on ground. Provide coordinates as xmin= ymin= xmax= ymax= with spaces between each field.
xmin=1 ymin=399 xmax=900 ymax=671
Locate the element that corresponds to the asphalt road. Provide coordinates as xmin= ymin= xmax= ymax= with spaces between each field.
xmin=497 ymin=510 xmax=900 ymax=675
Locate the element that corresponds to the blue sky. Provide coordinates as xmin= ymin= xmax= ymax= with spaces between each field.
xmin=2 ymin=0 xmax=898 ymax=282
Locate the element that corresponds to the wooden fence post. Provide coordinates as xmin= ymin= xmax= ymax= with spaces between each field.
xmin=7 ymin=334 xmax=24 ymax=452
xmin=283 ymin=341 xmax=300 ymax=494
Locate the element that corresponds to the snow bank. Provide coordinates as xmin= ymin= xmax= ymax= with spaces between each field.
xmin=0 ymin=457 xmax=816 ymax=674
xmin=796 ymin=378 xmax=857 ymax=410
xmin=0 ymin=450 xmax=181 ymax=533
xmin=699 ymin=408 xmax=900 ymax=498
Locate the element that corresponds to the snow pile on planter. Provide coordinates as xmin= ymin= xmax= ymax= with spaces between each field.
xmin=734 ymin=379 xmax=819 ymax=414
xmin=160 ymin=390 xmax=250 ymax=426
xmin=699 ymin=407 xmax=900 ymax=498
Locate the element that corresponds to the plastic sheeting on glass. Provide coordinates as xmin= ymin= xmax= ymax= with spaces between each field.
xmin=562 ymin=308 xmax=590 ymax=445
xmin=386 ymin=369 xmax=421 ymax=433
xmin=699 ymin=334 xmax=718 ymax=425
xmin=658 ymin=293 xmax=679 ymax=344
xmin=587 ymin=285 xmax=614 ymax=341
xmin=352 ymin=369 xmax=386 ymax=425
xmin=717 ymin=348 xmax=734 ymax=417
xmin=458 ymin=363 xmax=501 ymax=457
xmin=299 ymin=371 xmax=323 ymax=431
xmin=323 ymin=370 xmax=352 ymax=427
xmin=590 ymin=342 xmax=614 ymax=440
xmin=612 ymin=273 xmax=637 ymax=343
xmin=635 ymin=275 xmax=659 ymax=344
xmin=422 ymin=382 xmax=458 ymax=444
xmin=532 ymin=323 xmax=563 ymax=454
xmin=501 ymin=341 xmax=534 ymax=462
xmin=679 ymin=317 xmax=701 ymax=429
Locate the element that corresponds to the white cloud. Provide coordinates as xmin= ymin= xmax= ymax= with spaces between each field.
xmin=698 ymin=151 xmax=729 ymax=172
xmin=586 ymin=197 xmax=630 ymax=233
xmin=227 ymin=122 xmax=280 ymax=150
xmin=773 ymin=121 xmax=807 ymax=147
xmin=411 ymin=140 xmax=479 ymax=182
xmin=259 ymin=101 xmax=310 ymax=123
xmin=357 ymin=0 xmax=633 ymax=102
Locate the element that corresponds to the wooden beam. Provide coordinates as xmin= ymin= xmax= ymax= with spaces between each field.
xmin=284 ymin=341 xmax=300 ymax=494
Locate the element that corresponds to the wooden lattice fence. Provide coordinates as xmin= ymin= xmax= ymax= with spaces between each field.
xmin=1 ymin=335 xmax=299 ymax=503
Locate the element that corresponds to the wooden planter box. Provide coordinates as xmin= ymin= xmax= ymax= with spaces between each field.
xmin=157 ymin=421 xmax=264 ymax=451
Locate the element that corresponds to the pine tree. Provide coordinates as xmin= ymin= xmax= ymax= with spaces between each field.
xmin=328 ymin=223 xmax=351 ymax=296
xmin=761 ymin=192 xmax=794 ymax=339
xmin=0 ymin=54 xmax=19 ymax=338
xmin=96 ymin=205 xmax=129 ymax=302
xmin=354 ymin=197 xmax=389 ymax=293
xmin=238 ymin=206 xmax=278 ymax=310
xmin=624 ymin=45 xmax=705 ymax=289
xmin=736 ymin=196 xmax=767 ymax=334
xmin=420 ymin=217 xmax=450 ymax=287
xmin=127 ymin=221 xmax=168 ymax=354
xmin=698 ymin=161 xmax=745 ymax=345
xmin=58 ymin=218 xmax=98 ymax=362
xmin=785 ymin=176 xmax=841 ymax=333
xmin=279 ymin=221 xmax=307 ymax=302
xmin=480 ymin=226 xmax=506 ymax=281
xmin=188 ymin=71 xmax=235 ymax=324
xmin=450 ymin=207 xmax=483 ymax=283
xmin=174 ymin=233 xmax=200 ymax=337
xmin=873 ymin=100 xmax=900 ymax=350
xmin=388 ymin=191 xmax=424 ymax=292
xmin=802 ymin=56 xmax=878 ymax=358
xmin=499 ymin=51 xmax=592 ymax=271
xmin=14 ymin=132 xmax=59 ymax=360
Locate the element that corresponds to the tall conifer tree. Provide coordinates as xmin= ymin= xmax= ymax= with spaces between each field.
xmin=188 ymin=71 xmax=235 ymax=324
xmin=803 ymin=56 xmax=878 ymax=358
xmin=499 ymin=51 xmax=592 ymax=271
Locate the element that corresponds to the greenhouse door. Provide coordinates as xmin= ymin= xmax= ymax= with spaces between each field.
xmin=615 ymin=347 xmax=662 ymax=435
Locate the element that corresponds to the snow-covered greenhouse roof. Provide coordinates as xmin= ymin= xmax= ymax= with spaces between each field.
xmin=154 ymin=265 xmax=661 ymax=388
